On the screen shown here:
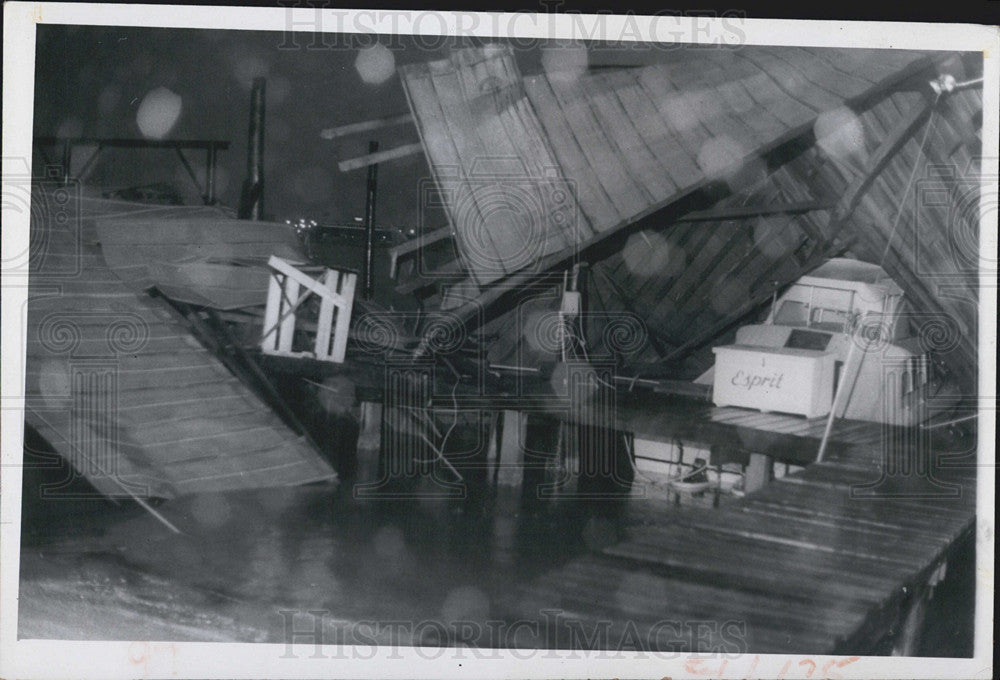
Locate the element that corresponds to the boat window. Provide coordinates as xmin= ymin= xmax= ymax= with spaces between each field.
xmin=773 ymin=284 xmax=857 ymax=331
xmin=774 ymin=300 xmax=808 ymax=326
xmin=785 ymin=329 xmax=832 ymax=350
xmin=809 ymin=307 xmax=850 ymax=332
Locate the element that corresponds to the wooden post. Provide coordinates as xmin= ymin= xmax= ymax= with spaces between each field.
xmin=892 ymin=586 xmax=930 ymax=656
xmin=315 ymin=274 xmax=336 ymax=359
xmin=496 ymin=410 xmax=524 ymax=487
xmin=278 ymin=277 xmax=299 ymax=353
xmin=330 ymin=270 xmax=356 ymax=362
xmin=261 ymin=271 xmax=284 ymax=351
xmin=744 ymin=453 xmax=773 ymax=493
xmin=239 ymin=77 xmax=266 ymax=220
xmin=205 ymin=143 xmax=217 ymax=204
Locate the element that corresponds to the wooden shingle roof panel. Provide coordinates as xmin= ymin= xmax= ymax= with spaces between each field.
xmin=402 ymin=45 xmax=930 ymax=290
xmin=523 ymin=74 xmax=625 ymax=229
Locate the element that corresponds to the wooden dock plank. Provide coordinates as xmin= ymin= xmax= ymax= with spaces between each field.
xmin=771 ymin=47 xmax=876 ymax=101
xmin=458 ymin=47 xmax=576 ymax=259
xmin=22 ymin=195 xmax=337 ymax=498
xmin=635 ymin=64 xmax=711 ymax=162
xmin=739 ymin=49 xmax=843 ymax=114
xmin=609 ymin=523 xmax=903 ymax=597
xmin=664 ymin=58 xmax=766 ymax=151
xmin=514 ymin=431 xmax=975 ymax=655
xmin=731 ymin=57 xmax=816 ymax=129
xmin=742 ymin=490 xmax=971 ymax=536
xmin=511 ymin=555 xmax=850 ymax=653
xmin=665 ymin=508 xmax=938 ymax=565
xmin=111 ymin=395 xmax=262 ymax=427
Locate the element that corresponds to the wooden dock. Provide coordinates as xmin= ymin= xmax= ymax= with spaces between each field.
xmin=502 ymin=439 xmax=976 ymax=654
xmin=470 ymin=379 xmax=904 ymax=467
xmin=596 ymin=391 xmax=890 ymax=466
xmin=22 ymin=193 xmax=336 ymax=499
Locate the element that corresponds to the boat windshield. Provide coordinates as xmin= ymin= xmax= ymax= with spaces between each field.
xmin=772 ymin=285 xmax=856 ymax=332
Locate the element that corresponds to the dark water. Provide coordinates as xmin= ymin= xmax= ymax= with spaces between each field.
xmin=17 ymin=444 xmax=607 ymax=645
xmin=17 ymin=429 xmax=974 ymax=655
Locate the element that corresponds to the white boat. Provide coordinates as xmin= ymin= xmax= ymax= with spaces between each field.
xmin=701 ymin=258 xmax=935 ymax=425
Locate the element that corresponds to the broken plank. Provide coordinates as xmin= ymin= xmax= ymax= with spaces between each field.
xmin=337 ymin=142 xmax=423 ymax=172
xmin=320 ymin=112 xmax=413 ymax=139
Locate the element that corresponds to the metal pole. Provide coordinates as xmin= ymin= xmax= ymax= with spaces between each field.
xmin=240 ymin=77 xmax=266 ymax=220
xmin=206 ymin=143 xmax=217 ymax=204
xmin=363 ymin=139 xmax=379 ymax=299
xmin=816 ymin=335 xmax=862 ymax=463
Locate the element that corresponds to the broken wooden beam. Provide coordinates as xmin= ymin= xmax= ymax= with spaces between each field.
xmin=338 ymin=142 xmax=423 ymax=172
xmin=320 ymin=112 xmax=414 ymax=140
xmin=674 ymin=199 xmax=833 ymax=224
xmin=389 ymin=200 xmax=831 ymax=283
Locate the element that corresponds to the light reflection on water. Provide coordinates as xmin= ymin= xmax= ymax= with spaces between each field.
xmin=19 ymin=474 xmax=595 ymax=644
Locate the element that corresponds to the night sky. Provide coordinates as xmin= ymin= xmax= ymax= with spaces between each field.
xmin=32 ymin=25 xmax=548 ymax=228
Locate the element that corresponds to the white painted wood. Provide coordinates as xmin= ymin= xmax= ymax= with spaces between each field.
xmin=261 ymin=271 xmax=283 ymax=352
xmin=314 ymin=269 xmax=337 ymax=360
xmin=259 ymin=256 xmax=357 ymax=363
xmin=712 ymin=344 xmax=836 ymax=419
xmin=331 ymin=271 xmax=357 ymax=363
xmin=268 ymin=255 xmax=350 ymax=307
xmin=278 ymin=277 xmax=299 ymax=353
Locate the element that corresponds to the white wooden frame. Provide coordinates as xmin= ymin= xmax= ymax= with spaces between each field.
xmin=260 ymin=255 xmax=357 ymax=363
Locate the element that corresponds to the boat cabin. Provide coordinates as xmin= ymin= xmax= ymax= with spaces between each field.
xmin=707 ymin=258 xmax=931 ymax=424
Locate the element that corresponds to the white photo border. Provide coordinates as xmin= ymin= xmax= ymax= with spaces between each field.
xmin=2 ymin=3 xmax=996 ymax=678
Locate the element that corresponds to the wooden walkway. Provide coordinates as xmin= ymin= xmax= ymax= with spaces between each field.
xmin=503 ymin=440 xmax=976 ymax=654
xmin=21 ymin=193 xmax=335 ymax=499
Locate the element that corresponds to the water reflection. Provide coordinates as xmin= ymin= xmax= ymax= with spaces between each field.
xmin=19 ymin=447 xmax=619 ymax=645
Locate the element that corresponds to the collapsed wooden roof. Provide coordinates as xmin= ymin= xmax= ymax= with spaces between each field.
xmin=399 ymin=44 xmax=981 ymax=389
xmin=400 ymin=45 xmax=928 ymax=284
